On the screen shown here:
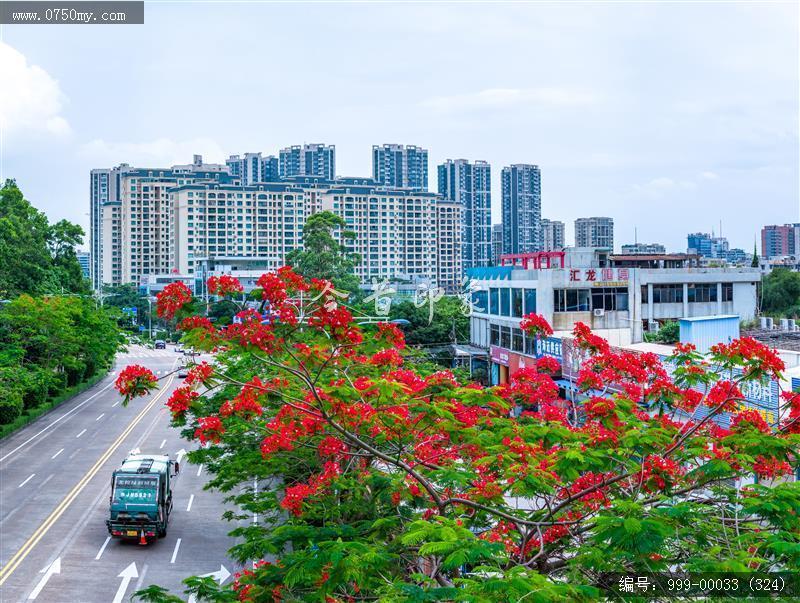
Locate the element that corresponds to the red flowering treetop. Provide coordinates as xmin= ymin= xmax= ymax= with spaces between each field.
xmin=124 ymin=270 xmax=800 ymax=602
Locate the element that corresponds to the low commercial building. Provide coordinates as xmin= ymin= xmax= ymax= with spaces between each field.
xmin=468 ymin=248 xmax=760 ymax=381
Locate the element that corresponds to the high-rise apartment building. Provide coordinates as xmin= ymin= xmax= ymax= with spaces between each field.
xmin=225 ymin=153 xmax=280 ymax=184
xmin=491 ymin=224 xmax=503 ymax=265
xmin=620 ymin=242 xmax=666 ymax=255
xmin=501 ymin=164 xmax=541 ymax=255
xmin=687 ymin=232 xmax=713 ymax=257
xmin=261 ymin=155 xmax=279 ymax=182
xmin=92 ymin=158 xmax=461 ymax=292
xmin=687 ymin=232 xmax=730 ymax=259
xmin=279 ymin=144 xmax=335 ymax=180
xmin=171 ymin=178 xmax=461 ymax=290
xmin=372 ymin=144 xmax=428 ymax=190
xmin=438 ymin=159 xmax=491 ymax=271
xmin=90 ymin=158 xmax=233 ymax=288
xmin=575 ymin=217 xmax=614 ymax=250
xmin=77 ymin=251 xmax=90 ymax=279
xmin=761 ymin=223 xmax=800 ymax=258
xmin=540 ymin=219 xmax=565 ymax=252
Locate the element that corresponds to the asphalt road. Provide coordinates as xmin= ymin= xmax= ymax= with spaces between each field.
xmin=0 ymin=345 xmax=248 ymax=603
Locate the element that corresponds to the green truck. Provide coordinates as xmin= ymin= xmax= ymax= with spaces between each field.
xmin=107 ymin=453 xmax=179 ymax=543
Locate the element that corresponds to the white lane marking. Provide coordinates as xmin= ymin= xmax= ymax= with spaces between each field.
xmin=133 ymin=563 xmax=149 ymax=594
xmin=75 ymin=429 xmax=87 ymax=438
xmin=186 ymin=495 xmax=194 ymax=512
xmin=112 ymin=562 xmax=138 ymax=603
xmin=111 ymin=401 xmax=120 ymax=408
xmin=95 ymin=413 xmax=105 ymax=421
xmin=95 ymin=536 xmax=111 ymax=560
xmin=170 ymin=538 xmax=182 ymax=563
xmin=18 ymin=473 xmax=35 ymax=488
xmin=51 ymin=448 xmax=64 ymax=460
xmin=159 ymin=439 xmax=166 ymax=449
xmin=27 ymin=557 xmax=61 ymax=600
xmin=196 ymin=464 xmax=202 ymax=477
xmin=68 ymin=447 xmax=81 ymax=459
xmin=253 ymin=479 xmax=258 ymax=524
xmin=0 ymin=380 xmax=115 ymax=463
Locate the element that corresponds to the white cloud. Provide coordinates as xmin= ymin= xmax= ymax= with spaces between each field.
xmin=700 ymin=171 xmax=719 ymax=180
xmin=0 ymin=42 xmax=70 ymax=137
xmin=419 ymin=87 xmax=599 ymax=112
xmin=631 ymin=176 xmax=697 ymax=198
xmin=79 ymin=137 xmax=226 ymax=167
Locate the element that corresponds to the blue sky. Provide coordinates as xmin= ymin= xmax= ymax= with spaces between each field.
xmin=1 ymin=1 xmax=798 ymax=252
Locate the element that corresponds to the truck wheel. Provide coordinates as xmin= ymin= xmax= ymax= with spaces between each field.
xmin=159 ymin=524 xmax=167 ymax=538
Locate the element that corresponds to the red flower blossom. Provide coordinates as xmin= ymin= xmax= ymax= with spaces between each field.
xmin=369 ymin=348 xmax=404 ymax=367
xmin=535 ymin=356 xmax=561 ymax=375
xmin=584 ymin=396 xmax=616 ymax=419
xmin=207 ymin=274 xmax=244 ymax=297
xmin=706 ymin=380 xmax=743 ymax=412
xmin=519 ymin=313 xmax=553 ymax=337
xmin=731 ymin=409 xmax=771 ymax=434
xmin=166 ymin=386 xmax=198 ymax=417
xmin=184 ymin=361 xmax=214 ymax=386
xmin=376 ymin=322 xmax=406 ymax=350
xmin=281 ymin=483 xmax=314 ymax=516
xmin=641 ymin=455 xmax=683 ymax=492
xmin=710 ymin=337 xmax=785 ymax=376
xmin=156 ymin=281 xmax=193 ymax=319
xmin=177 ymin=315 xmax=214 ymax=333
xmin=318 ymin=436 xmax=347 ymax=457
xmin=194 ymin=416 xmax=225 ymax=444
xmin=753 ymin=455 xmax=792 ymax=479
xmin=115 ymin=365 xmax=158 ymax=399
xmin=572 ymin=322 xmax=610 ymax=354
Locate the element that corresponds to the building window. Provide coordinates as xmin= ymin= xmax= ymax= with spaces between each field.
xmin=652 ymin=284 xmax=683 ymax=304
xmin=490 ymin=324 xmax=500 ymax=346
xmin=554 ymin=289 xmax=590 ymax=312
xmin=512 ymin=328 xmax=524 ymax=352
xmin=524 ymin=289 xmax=536 ymax=314
xmin=500 ymin=326 xmax=511 ymax=349
xmin=489 ymin=288 xmax=499 ymax=315
xmin=722 ymin=283 xmax=733 ymax=302
xmin=641 ymin=285 xmax=648 ymax=303
xmin=472 ymin=289 xmax=488 ymax=313
xmin=688 ymin=284 xmax=717 ymax=303
xmin=500 ymin=288 xmax=511 ymax=317
xmin=524 ymin=334 xmax=535 ymax=356
xmin=591 ymin=287 xmax=629 ymax=311
xmin=512 ymin=288 xmax=523 ymax=317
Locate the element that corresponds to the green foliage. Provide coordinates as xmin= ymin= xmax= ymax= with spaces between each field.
xmin=0 ymin=295 xmax=120 ymax=425
xmin=119 ymin=272 xmax=800 ymax=601
xmin=0 ymin=179 xmax=89 ymax=297
xmin=644 ymin=321 xmax=679 ymax=344
xmin=286 ymin=211 xmax=361 ymax=294
xmin=761 ymin=268 xmax=800 ymax=318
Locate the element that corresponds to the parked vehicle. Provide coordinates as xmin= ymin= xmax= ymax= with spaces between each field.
xmin=107 ymin=453 xmax=179 ymax=543
xmin=154 ymin=340 xmax=166 ymax=349
xmin=178 ymin=365 xmax=189 ymax=378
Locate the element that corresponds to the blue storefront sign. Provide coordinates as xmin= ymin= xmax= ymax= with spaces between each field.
xmin=536 ymin=337 xmax=563 ymax=362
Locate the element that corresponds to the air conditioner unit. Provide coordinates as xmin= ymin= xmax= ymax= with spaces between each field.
xmin=593 ymin=308 xmax=605 ymax=317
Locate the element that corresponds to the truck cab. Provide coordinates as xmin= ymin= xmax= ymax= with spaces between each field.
xmin=107 ymin=453 xmax=178 ymax=542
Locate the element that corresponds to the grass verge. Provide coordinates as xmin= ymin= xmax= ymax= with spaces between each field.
xmin=0 ymin=367 xmax=113 ymax=441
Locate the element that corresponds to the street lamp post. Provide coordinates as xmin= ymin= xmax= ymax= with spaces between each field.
xmin=147 ymin=297 xmax=153 ymax=339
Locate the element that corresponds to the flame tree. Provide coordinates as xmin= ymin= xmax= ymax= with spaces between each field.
xmin=123 ymin=268 xmax=800 ymax=602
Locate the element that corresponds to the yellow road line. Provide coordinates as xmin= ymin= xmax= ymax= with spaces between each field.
xmin=0 ymin=377 xmax=174 ymax=585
